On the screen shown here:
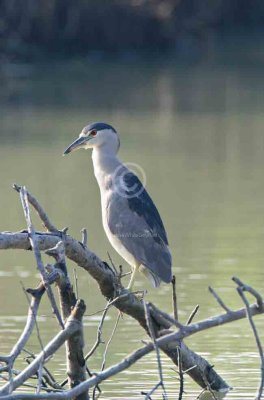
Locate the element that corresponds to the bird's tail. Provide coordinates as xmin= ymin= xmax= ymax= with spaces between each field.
xmin=139 ymin=265 xmax=161 ymax=288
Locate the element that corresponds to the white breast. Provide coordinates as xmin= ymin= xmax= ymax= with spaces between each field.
xmin=92 ymin=148 xmax=139 ymax=269
xmin=100 ymin=188 xmax=138 ymax=268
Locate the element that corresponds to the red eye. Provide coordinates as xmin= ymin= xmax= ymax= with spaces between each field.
xmin=90 ymin=130 xmax=97 ymax=136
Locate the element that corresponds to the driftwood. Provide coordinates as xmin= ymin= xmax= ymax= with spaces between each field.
xmin=0 ymin=185 xmax=263 ymax=399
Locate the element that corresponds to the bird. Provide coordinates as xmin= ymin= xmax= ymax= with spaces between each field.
xmin=64 ymin=122 xmax=172 ymax=289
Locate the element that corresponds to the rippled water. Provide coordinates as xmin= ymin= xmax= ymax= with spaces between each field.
xmin=0 ymin=56 xmax=264 ymax=398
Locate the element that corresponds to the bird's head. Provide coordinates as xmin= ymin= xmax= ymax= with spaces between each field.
xmin=63 ymin=122 xmax=120 ymax=155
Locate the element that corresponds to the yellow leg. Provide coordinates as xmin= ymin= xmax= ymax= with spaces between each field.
xmin=127 ymin=263 xmax=140 ymax=290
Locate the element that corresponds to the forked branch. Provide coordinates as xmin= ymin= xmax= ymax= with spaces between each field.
xmin=0 ymin=186 xmax=263 ymax=398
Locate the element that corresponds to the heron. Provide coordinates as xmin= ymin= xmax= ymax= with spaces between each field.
xmin=64 ymin=122 xmax=172 ymax=289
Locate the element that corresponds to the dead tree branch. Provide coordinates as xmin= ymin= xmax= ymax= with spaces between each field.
xmin=144 ymin=301 xmax=167 ymax=399
xmin=46 ymin=242 xmax=88 ymax=400
xmin=234 ymin=278 xmax=264 ymax=400
xmin=208 ymin=286 xmax=231 ymax=313
xmin=13 ymin=184 xmax=58 ymax=233
xmin=171 ymin=276 xmax=178 ymax=321
xmin=0 ymin=299 xmax=262 ymax=400
xmin=232 ymin=276 xmax=264 ymax=312
xmin=0 ymin=226 xmax=230 ymax=392
xmin=186 ymin=305 xmax=199 ymax=325
xmin=0 ymin=287 xmax=44 ymax=374
xmin=101 ymin=312 xmax=121 ymax=372
xmin=80 ymin=229 xmax=88 ymax=248
xmin=0 ymin=230 xmax=228 ymax=394
xmin=18 ymin=186 xmax=64 ymax=329
xmin=22 ymin=349 xmax=62 ymax=391
xmin=0 ymin=300 xmax=86 ymax=397
xmin=177 ymin=345 xmax=184 ymax=400
xmin=0 ymin=237 xmax=263 ymax=400
xmin=85 ymin=300 xmax=111 ymax=362
xmin=1 ymin=187 xmax=262 ymax=395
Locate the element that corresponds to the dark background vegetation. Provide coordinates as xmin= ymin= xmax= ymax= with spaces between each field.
xmin=1 ymin=0 xmax=264 ymax=62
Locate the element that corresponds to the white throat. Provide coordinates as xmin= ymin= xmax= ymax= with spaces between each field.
xmin=91 ymin=146 xmax=120 ymax=190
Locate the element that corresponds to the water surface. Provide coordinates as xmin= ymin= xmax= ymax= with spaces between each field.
xmin=0 ymin=57 xmax=264 ymax=398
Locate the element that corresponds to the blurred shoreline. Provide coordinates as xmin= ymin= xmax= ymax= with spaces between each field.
xmin=1 ymin=1 xmax=264 ymax=64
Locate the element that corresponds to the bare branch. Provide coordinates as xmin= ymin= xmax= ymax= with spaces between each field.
xmin=21 ymin=283 xmax=44 ymax=351
xmin=107 ymin=251 xmax=118 ymax=275
xmin=85 ymin=301 xmax=111 ymax=361
xmin=4 ymin=175 xmax=239 ymax=397
xmin=80 ymin=229 xmax=87 ymax=247
xmin=0 ymin=286 xmax=44 ymax=374
xmin=101 ymin=312 xmax=121 ymax=372
xmin=171 ymin=276 xmax=178 ymax=321
xmin=148 ymin=303 xmax=184 ymax=330
xmin=13 ymin=184 xmax=58 ymax=233
xmin=186 ymin=305 xmax=199 ymax=325
xmin=144 ymin=301 xmax=167 ymax=399
xmin=36 ymin=359 xmax=44 ymax=394
xmin=19 ymin=187 xmax=64 ymax=329
xmin=72 ymin=269 xmax=79 ymax=300
xmin=45 ymin=243 xmax=88 ymax=400
xmin=233 ymin=276 xmax=264 ymax=311
xmin=45 ymin=241 xmax=65 ymax=264
xmin=0 ymin=322 xmax=232 ymax=400
xmin=208 ymin=286 xmax=231 ymax=313
xmin=4 ymin=271 xmax=261 ymax=399
xmin=0 ymin=370 xmax=63 ymax=393
xmin=0 ymin=229 xmax=232 ymax=392
xmin=177 ymin=345 xmax=184 ymax=400
xmin=22 ymin=349 xmax=62 ymax=391
xmin=236 ymin=287 xmax=264 ymax=400
xmin=0 ymin=299 xmax=86 ymax=397
xmin=141 ymin=381 xmax=161 ymax=399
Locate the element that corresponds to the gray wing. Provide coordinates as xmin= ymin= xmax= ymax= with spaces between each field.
xmin=107 ymin=172 xmax=172 ymax=283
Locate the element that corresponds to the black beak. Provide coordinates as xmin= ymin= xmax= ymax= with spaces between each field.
xmin=63 ymin=136 xmax=88 ymax=155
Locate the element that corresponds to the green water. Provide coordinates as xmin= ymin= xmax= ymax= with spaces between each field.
xmin=0 ymin=58 xmax=264 ymax=399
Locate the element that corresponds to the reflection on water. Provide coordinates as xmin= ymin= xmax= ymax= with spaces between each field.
xmin=0 ymin=56 xmax=264 ymax=398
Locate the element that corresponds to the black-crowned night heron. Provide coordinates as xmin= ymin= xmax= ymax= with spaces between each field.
xmin=64 ymin=122 xmax=172 ymax=289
